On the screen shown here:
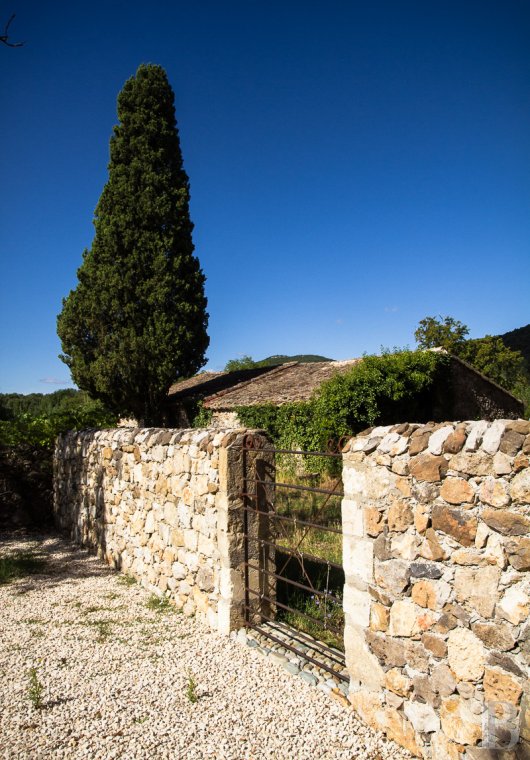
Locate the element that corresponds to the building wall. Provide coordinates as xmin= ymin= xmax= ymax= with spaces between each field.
xmin=54 ymin=427 xmax=271 ymax=634
xmin=342 ymin=419 xmax=530 ymax=758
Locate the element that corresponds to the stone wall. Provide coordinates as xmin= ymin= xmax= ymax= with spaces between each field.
xmin=54 ymin=427 xmax=272 ymax=634
xmin=342 ymin=419 xmax=529 ymax=759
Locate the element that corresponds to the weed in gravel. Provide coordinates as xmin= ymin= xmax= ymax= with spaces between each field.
xmin=23 ymin=618 xmax=45 ymax=625
xmin=88 ymin=620 xmax=112 ymax=642
xmin=27 ymin=667 xmax=44 ymax=709
xmin=117 ymin=574 xmax=136 ymax=586
xmin=0 ymin=552 xmax=47 ymax=584
xmin=186 ymin=671 xmax=198 ymax=704
xmin=31 ymin=628 xmax=45 ymax=639
xmin=133 ymin=715 xmax=149 ymax=724
xmin=146 ymin=594 xmax=172 ymax=613
xmin=105 ymin=592 xmax=119 ymax=600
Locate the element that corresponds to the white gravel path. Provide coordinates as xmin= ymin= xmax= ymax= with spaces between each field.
xmin=0 ymin=533 xmax=410 ymax=760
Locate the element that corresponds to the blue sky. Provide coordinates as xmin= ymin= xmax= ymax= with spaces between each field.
xmin=1 ymin=0 xmax=529 ymax=394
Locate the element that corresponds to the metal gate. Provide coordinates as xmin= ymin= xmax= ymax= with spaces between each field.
xmin=237 ymin=434 xmax=347 ymax=683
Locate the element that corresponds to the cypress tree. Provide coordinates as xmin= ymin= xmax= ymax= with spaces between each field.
xmin=57 ymin=64 xmax=209 ymax=425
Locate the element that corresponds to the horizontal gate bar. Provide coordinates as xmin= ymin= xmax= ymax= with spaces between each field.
xmin=238 ymin=501 xmax=344 ymax=536
xmin=243 ymin=532 xmax=343 ymax=572
xmin=234 ymin=444 xmax=342 ymax=458
xmin=243 ymin=614 xmax=348 ymax=682
xmin=244 ymin=561 xmax=343 ymax=605
xmin=244 ymin=477 xmax=344 ymax=498
xmin=246 ymin=587 xmax=344 ymax=638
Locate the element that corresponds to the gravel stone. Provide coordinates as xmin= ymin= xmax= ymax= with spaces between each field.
xmin=0 ymin=533 xmax=410 ymax=760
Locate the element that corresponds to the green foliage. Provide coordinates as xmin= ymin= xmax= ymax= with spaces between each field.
xmin=57 ymin=64 xmax=209 ymax=425
xmin=237 ymin=351 xmax=448 ymax=469
xmin=500 ymin=324 xmax=530 ymax=374
xmin=223 ymin=355 xmax=256 ymax=371
xmin=146 ymin=594 xmax=172 ymax=613
xmin=224 ymin=354 xmax=332 ymax=371
xmin=191 ymin=401 xmax=213 ymax=427
xmin=186 ymin=671 xmax=198 ymax=703
xmin=27 ymin=667 xmax=44 ymax=710
xmin=0 ymin=400 xmax=118 ymax=450
xmin=415 ymin=315 xmax=469 ymax=353
xmin=459 ymin=335 xmax=526 ymax=391
xmin=414 ymin=315 xmax=528 ymax=402
xmin=0 ymin=551 xmax=48 ymax=584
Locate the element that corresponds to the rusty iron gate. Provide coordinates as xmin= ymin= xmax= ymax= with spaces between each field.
xmin=236 ymin=434 xmax=348 ymax=682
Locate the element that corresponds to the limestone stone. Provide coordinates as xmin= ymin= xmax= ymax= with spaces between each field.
xmin=483 ymin=667 xmax=523 ymax=706
xmin=419 ymin=528 xmax=447 ymax=561
xmin=513 ymin=452 xmax=530 ymax=472
xmin=409 ymin=453 xmax=449 ymax=483
xmin=413 ymin=503 xmax=429 ymax=533
xmin=431 ymin=504 xmax=478 ymax=547
xmin=144 ymin=510 xmax=155 ymax=534
xmin=388 ymin=500 xmax=414 ymax=532
xmin=412 ymin=480 xmax=439 ymax=503
xmin=500 ymin=429 xmax=525 ymax=457
xmin=440 ymin=695 xmax=483 ymax=745
xmin=374 ymin=559 xmax=411 ymax=595
xmin=370 ymin=602 xmax=389 ymax=632
xmin=440 ymin=477 xmax=475 ymax=505
xmin=493 ymin=451 xmax=512 ymax=476
xmin=505 ymin=537 xmax=530 ymax=571
xmin=383 ymin=706 xmax=423 ymax=757
xmin=363 ymin=506 xmax=385 ymax=536
xmin=412 ymin=579 xmax=451 ymax=611
xmin=422 ymin=632 xmax=447 ymax=658
xmin=447 ymin=627 xmax=485 ymax=681
xmin=510 ymin=469 xmax=530 ymax=504
xmin=404 ymin=700 xmax=440 ymax=733
xmin=385 ymin=668 xmax=411 ymax=696
xmin=443 ymin=425 xmax=467 ymax=455
xmin=391 ymin=458 xmax=408 ymax=475
xmin=475 ymin=521 xmax=490 ymax=549
xmin=452 ymin=548 xmax=488 ymax=565
xmin=497 ymin=584 xmax=529 ymax=625
xmin=396 ymin=477 xmax=412 ymax=497
xmin=428 ymin=425 xmax=454 ymax=456
xmin=365 ymin=631 xmax=430 ymax=672
xmin=487 ymin=651 xmax=524 ymax=678
xmin=388 ymin=599 xmax=422 ymax=637
xmin=482 ymin=508 xmax=530 ymax=536
xmin=344 ymin=625 xmax=385 ymax=691
xmin=454 ymin=566 xmax=500 ymax=618
xmin=484 ymin=531 xmax=507 ymax=569
xmin=464 ymin=421 xmax=489 ymax=452
xmin=432 ymin=663 xmax=457 ymax=697
xmin=471 ymin=622 xmax=516 ymax=652
xmin=481 ymin=420 xmax=506 ymax=455
xmin=430 ymin=732 xmax=462 ymax=760
xmin=391 ymin=533 xmax=420 ymax=560
xmin=409 ymin=431 xmax=430 ymax=456
xmin=449 ymin=450 xmax=493 ymax=477
xmin=480 ymin=477 xmax=511 ymax=508
xmin=506 ymin=419 xmax=530 ymax=436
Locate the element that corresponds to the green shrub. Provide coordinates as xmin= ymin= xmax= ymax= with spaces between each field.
xmin=237 ymin=350 xmax=449 ymax=463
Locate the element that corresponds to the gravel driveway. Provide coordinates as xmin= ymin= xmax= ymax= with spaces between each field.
xmin=0 ymin=533 xmax=409 ymax=760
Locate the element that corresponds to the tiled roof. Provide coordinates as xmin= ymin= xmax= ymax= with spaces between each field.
xmin=203 ymin=360 xmax=361 ymax=410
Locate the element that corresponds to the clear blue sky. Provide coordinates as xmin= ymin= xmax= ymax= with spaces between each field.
xmin=1 ymin=0 xmax=529 ymax=394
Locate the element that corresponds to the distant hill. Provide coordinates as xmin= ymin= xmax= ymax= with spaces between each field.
xmin=257 ymin=354 xmax=332 ymax=367
xmin=499 ymin=324 xmax=530 ymax=374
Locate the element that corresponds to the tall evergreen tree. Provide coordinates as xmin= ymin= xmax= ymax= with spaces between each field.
xmin=57 ymin=64 xmax=209 ymax=424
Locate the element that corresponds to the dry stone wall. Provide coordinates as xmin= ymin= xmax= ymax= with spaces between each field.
xmin=54 ymin=427 xmax=269 ymax=634
xmin=342 ymin=419 xmax=530 ymax=759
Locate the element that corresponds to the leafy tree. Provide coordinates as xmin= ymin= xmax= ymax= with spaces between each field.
xmin=224 ymin=355 xmax=256 ymax=372
xmin=57 ymin=64 xmax=209 ymax=425
xmin=414 ymin=315 xmax=527 ymax=397
xmin=414 ymin=316 xmax=469 ymax=353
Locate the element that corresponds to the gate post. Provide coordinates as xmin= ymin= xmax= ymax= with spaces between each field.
xmin=217 ymin=431 xmax=275 ymax=635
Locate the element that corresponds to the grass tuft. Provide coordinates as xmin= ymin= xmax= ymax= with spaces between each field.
xmin=117 ymin=574 xmax=136 ymax=586
xmin=0 ymin=552 xmax=47 ymax=585
xmin=186 ymin=671 xmax=198 ymax=704
xmin=27 ymin=666 xmax=44 ymax=709
xmin=146 ymin=594 xmax=172 ymax=613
